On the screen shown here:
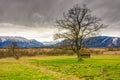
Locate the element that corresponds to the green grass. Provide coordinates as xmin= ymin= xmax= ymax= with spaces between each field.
xmin=0 ymin=55 xmax=120 ymax=80
xmin=26 ymin=55 xmax=120 ymax=80
xmin=0 ymin=59 xmax=58 ymax=80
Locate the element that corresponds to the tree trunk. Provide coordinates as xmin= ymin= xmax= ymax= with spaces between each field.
xmin=12 ymin=48 xmax=19 ymax=60
xmin=76 ymin=51 xmax=83 ymax=62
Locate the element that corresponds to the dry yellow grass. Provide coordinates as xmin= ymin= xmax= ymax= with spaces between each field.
xmin=0 ymin=48 xmax=120 ymax=59
xmin=103 ymin=51 xmax=120 ymax=55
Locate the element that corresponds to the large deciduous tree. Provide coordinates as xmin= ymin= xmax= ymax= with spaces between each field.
xmin=54 ymin=4 xmax=106 ymax=61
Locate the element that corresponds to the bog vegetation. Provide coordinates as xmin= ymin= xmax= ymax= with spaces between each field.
xmin=0 ymin=48 xmax=120 ymax=59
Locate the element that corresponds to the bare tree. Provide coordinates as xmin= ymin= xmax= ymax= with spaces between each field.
xmin=54 ymin=4 xmax=106 ymax=61
xmin=10 ymin=42 xmax=19 ymax=60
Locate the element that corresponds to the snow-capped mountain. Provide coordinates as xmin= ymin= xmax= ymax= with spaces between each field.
xmin=0 ymin=36 xmax=120 ymax=48
xmin=85 ymin=36 xmax=120 ymax=48
xmin=51 ymin=36 xmax=120 ymax=48
xmin=0 ymin=36 xmax=44 ymax=48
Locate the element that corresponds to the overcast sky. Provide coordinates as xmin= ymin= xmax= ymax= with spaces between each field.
xmin=0 ymin=0 xmax=120 ymax=42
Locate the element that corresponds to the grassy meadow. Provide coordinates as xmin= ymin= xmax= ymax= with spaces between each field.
xmin=0 ymin=55 xmax=120 ymax=80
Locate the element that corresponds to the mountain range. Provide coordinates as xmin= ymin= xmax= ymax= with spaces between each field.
xmin=85 ymin=36 xmax=120 ymax=48
xmin=0 ymin=36 xmax=120 ymax=48
xmin=0 ymin=36 xmax=44 ymax=48
xmin=47 ymin=36 xmax=120 ymax=48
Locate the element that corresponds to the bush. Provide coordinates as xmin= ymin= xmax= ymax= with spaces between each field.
xmin=108 ymin=48 xmax=120 ymax=51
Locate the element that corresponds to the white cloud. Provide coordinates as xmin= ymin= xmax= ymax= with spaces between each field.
xmin=101 ymin=29 xmax=120 ymax=37
xmin=0 ymin=23 xmax=57 ymax=42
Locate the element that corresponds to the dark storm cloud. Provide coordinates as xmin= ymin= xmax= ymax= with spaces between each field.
xmin=80 ymin=0 xmax=120 ymax=30
xmin=87 ymin=0 xmax=120 ymax=24
xmin=0 ymin=0 xmax=67 ymax=26
xmin=0 ymin=0 xmax=120 ymax=29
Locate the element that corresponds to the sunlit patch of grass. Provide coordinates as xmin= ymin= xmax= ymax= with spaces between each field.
xmin=0 ymin=55 xmax=120 ymax=80
xmin=0 ymin=60 xmax=57 ymax=80
xmin=26 ymin=55 xmax=120 ymax=80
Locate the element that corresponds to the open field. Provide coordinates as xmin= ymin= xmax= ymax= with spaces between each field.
xmin=0 ymin=55 xmax=120 ymax=80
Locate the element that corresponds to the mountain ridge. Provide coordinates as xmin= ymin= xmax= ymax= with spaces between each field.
xmin=0 ymin=36 xmax=44 ymax=48
xmin=0 ymin=36 xmax=120 ymax=48
xmin=51 ymin=36 xmax=120 ymax=48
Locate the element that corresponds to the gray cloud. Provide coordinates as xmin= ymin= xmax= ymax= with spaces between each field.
xmin=0 ymin=0 xmax=63 ymax=26
xmin=0 ymin=0 xmax=120 ymax=29
xmin=0 ymin=0 xmax=120 ymax=41
xmin=89 ymin=0 xmax=120 ymax=24
xmin=84 ymin=0 xmax=120 ymax=30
